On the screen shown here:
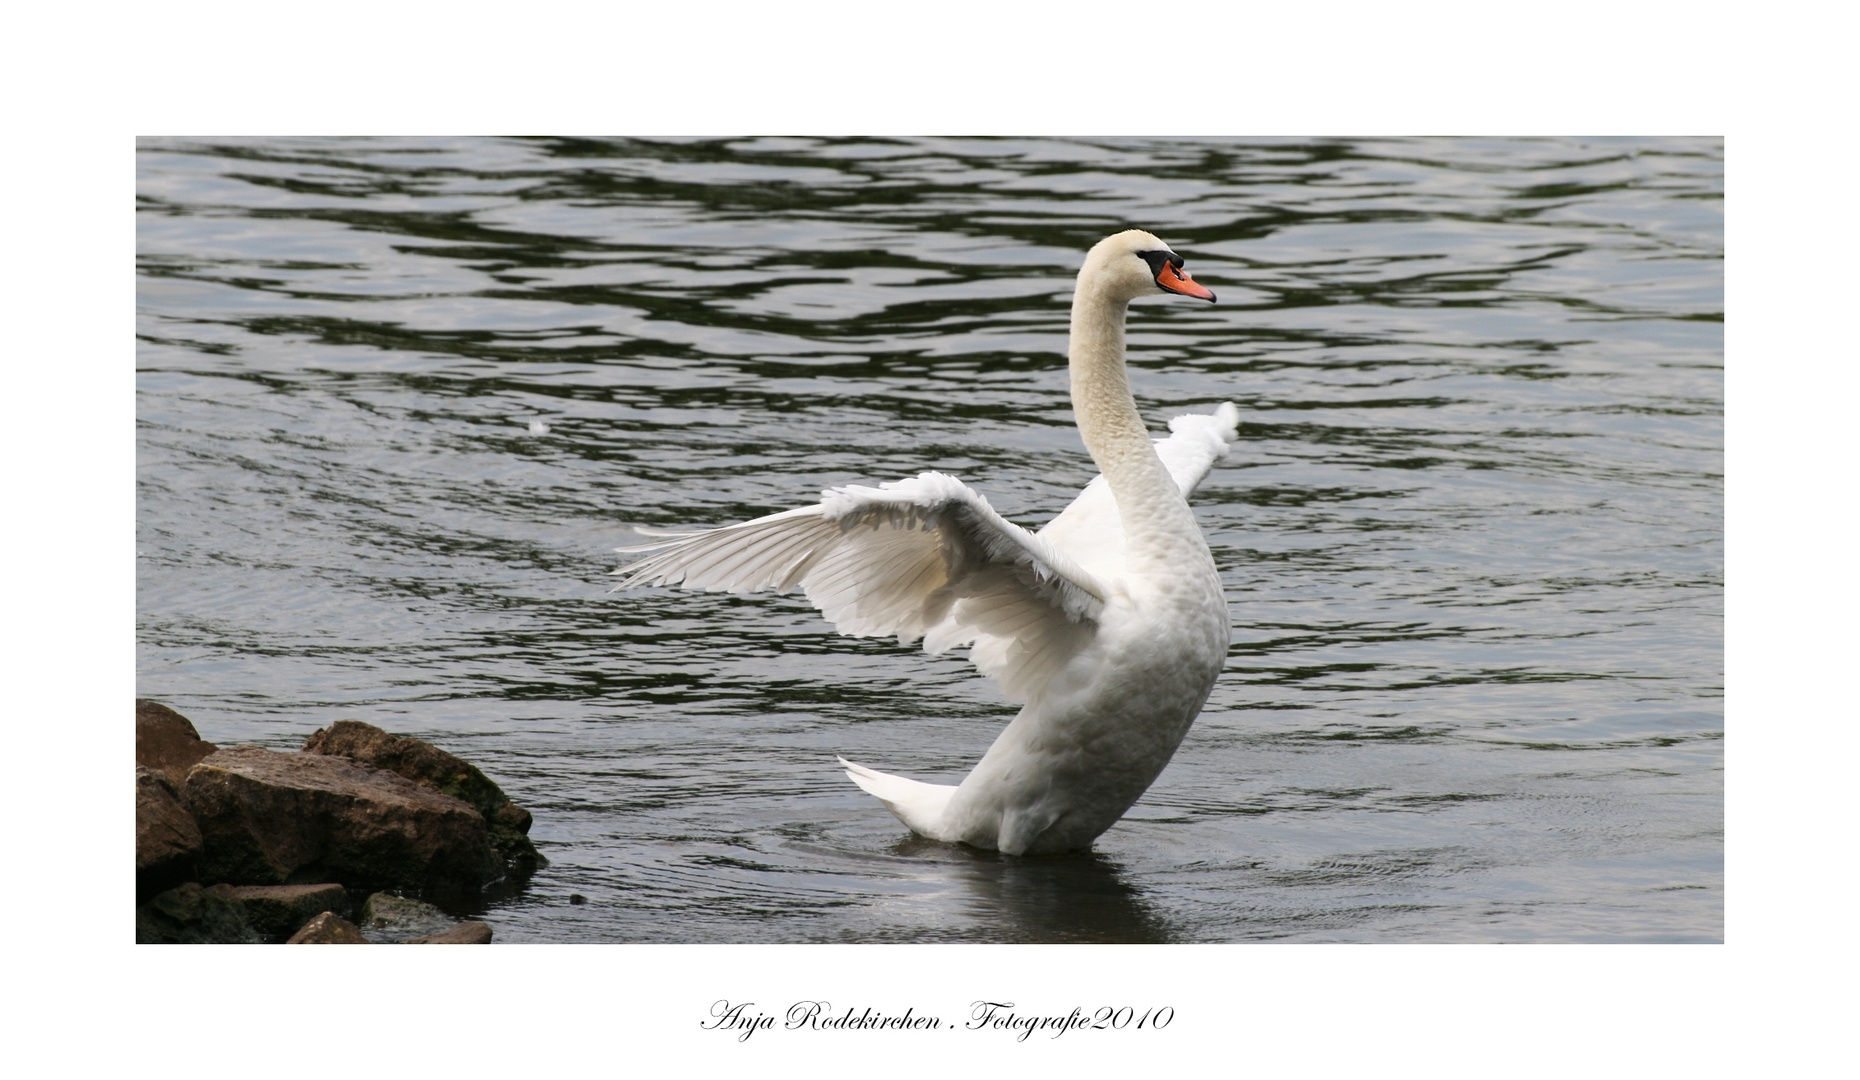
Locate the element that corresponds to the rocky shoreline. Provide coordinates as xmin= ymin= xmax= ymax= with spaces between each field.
xmin=135 ymin=700 xmax=542 ymax=944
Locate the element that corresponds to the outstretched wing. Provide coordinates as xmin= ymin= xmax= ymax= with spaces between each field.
xmin=1155 ymin=401 xmax=1241 ymax=498
xmin=613 ymin=471 xmax=1108 ymax=704
xmin=1037 ymin=401 xmax=1240 ymax=581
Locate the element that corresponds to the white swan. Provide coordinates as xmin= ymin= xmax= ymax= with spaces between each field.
xmin=614 ymin=230 xmax=1233 ymax=854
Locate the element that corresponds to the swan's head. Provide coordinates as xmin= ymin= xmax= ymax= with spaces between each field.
xmin=1078 ymin=229 xmax=1216 ymax=304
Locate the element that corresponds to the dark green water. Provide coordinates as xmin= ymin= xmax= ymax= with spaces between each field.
xmin=136 ymin=136 xmax=1722 ymax=941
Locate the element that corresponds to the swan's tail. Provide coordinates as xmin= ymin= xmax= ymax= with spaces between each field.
xmin=838 ymin=757 xmax=958 ymax=839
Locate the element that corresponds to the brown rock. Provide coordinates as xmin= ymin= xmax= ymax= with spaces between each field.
xmin=136 ymin=883 xmax=257 ymax=944
xmin=230 ymin=883 xmax=350 ymax=943
xmin=405 ymin=920 xmax=493 ymax=944
xmin=137 ymin=700 xmax=219 ymax=787
xmin=286 ymin=911 xmax=368 ymax=944
xmin=303 ymin=720 xmax=543 ymax=872
xmin=137 ymin=766 xmax=203 ymax=901
xmin=182 ymin=746 xmax=504 ymax=890
xmin=357 ymin=892 xmax=455 ymax=942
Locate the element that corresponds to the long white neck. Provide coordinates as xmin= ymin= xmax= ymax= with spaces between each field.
xmin=1068 ymin=280 xmax=1201 ymax=568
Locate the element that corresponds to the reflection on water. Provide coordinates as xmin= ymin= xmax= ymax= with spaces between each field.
xmin=884 ymin=838 xmax=1172 ymax=944
xmin=137 ymin=137 xmax=1721 ymax=942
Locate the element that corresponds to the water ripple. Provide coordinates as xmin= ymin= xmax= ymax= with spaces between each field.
xmin=138 ymin=137 xmax=1720 ymax=942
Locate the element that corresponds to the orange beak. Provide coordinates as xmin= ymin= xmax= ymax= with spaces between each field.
xmin=1157 ymin=261 xmax=1216 ymax=302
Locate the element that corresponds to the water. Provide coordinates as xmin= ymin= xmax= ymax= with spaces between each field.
xmin=136 ymin=136 xmax=1722 ymax=942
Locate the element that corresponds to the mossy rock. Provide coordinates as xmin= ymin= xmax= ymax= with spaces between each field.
xmin=303 ymin=720 xmax=545 ymax=873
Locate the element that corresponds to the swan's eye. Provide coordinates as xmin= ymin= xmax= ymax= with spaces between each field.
xmin=1137 ymin=250 xmax=1184 ymax=281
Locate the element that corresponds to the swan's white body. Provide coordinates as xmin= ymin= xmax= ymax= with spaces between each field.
xmin=615 ymin=231 xmax=1232 ymax=854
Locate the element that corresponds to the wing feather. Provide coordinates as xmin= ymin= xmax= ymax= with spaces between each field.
xmin=614 ymin=471 xmax=1109 ymax=703
xmin=1157 ymin=401 xmax=1241 ymax=497
xmin=614 ymin=404 xmax=1238 ymax=704
xmin=1037 ymin=401 xmax=1239 ymax=582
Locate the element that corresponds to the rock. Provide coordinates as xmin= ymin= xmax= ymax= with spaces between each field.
xmin=405 ymin=921 xmax=493 ymax=944
xmin=303 ymin=720 xmax=544 ymax=873
xmin=182 ymin=746 xmax=504 ymax=891
xmin=229 ymin=883 xmax=350 ymax=943
xmin=136 ymin=883 xmax=256 ymax=944
xmin=286 ymin=911 xmax=368 ymax=944
xmin=136 ymin=766 xmax=203 ymax=901
xmin=357 ymin=892 xmax=455 ymax=942
xmin=136 ymin=700 xmax=218 ymax=787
